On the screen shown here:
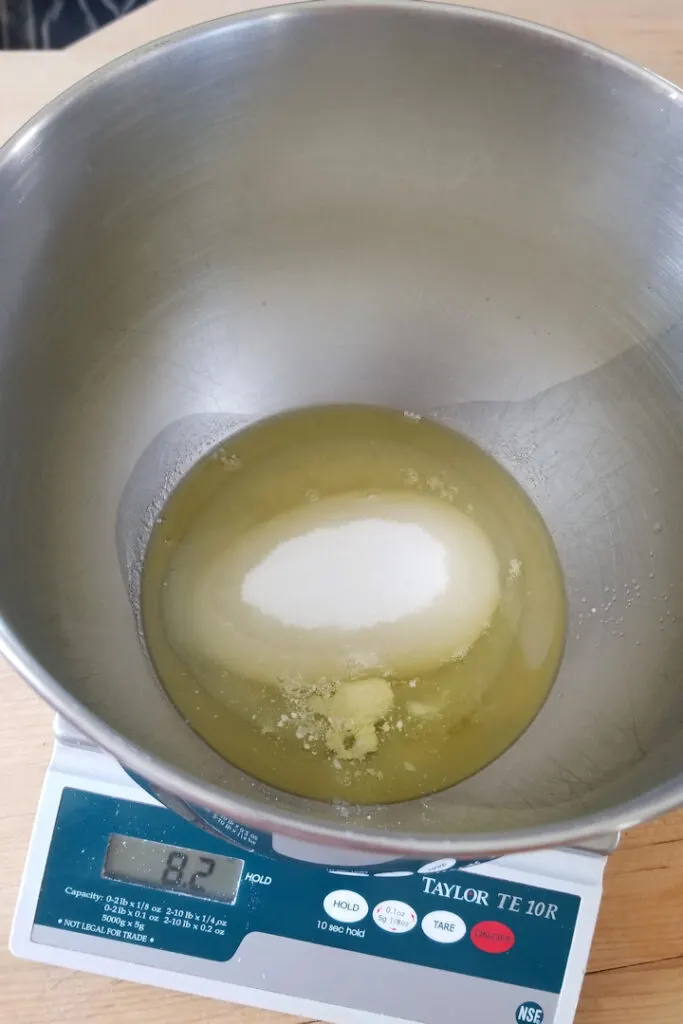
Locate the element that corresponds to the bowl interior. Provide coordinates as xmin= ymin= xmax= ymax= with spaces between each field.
xmin=1 ymin=2 xmax=683 ymax=850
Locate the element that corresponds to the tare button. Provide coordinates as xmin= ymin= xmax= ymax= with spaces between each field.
xmin=323 ymin=890 xmax=369 ymax=924
xmin=421 ymin=909 xmax=467 ymax=943
xmin=373 ymin=900 xmax=418 ymax=934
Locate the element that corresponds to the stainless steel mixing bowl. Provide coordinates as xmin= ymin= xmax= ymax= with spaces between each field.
xmin=2 ymin=0 xmax=683 ymax=858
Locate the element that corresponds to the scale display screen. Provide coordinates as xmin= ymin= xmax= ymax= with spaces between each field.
xmin=103 ymin=834 xmax=244 ymax=904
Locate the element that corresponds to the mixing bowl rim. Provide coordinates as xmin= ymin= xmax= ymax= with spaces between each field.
xmin=2 ymin=0 xmax=683 ymax=856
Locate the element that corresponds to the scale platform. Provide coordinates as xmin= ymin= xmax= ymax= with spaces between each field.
xmin=11 ymin=720 xmax=609 ymax=1024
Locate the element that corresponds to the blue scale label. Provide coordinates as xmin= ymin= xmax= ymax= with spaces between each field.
xmin=35 ymin=789 xmax=580 ymax=995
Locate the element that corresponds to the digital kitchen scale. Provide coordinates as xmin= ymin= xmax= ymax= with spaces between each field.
xmin=11 ymin=719 xmax=610 ymax=1024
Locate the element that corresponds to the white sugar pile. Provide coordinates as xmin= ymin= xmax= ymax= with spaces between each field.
xmin=241 ymin=518 xmax=449 ymax=631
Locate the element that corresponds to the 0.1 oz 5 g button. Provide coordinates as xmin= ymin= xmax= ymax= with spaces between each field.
xmin=373 ymin=900 xmax=418 ymax=934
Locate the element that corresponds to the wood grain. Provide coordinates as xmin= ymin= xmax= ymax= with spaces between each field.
xmin=2 ymin=0 xmax=683 ymax=1021
xmin=577 ymin=959 xmax=683 ymax=1024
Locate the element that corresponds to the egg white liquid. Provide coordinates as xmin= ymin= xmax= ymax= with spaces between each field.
xmin=142 ymin=405 xmax=565 ymax=804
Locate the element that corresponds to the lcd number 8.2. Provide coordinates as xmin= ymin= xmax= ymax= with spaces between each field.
xmin=103 ymin=834 xmax=244 ymax=903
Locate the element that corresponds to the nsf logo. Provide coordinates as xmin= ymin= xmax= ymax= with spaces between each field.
xmin=516 ymin=1002 xmax=544 ymax=1023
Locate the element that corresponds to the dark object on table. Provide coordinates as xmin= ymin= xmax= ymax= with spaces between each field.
xmin=0 ymin=0 xmax=152 ymax=49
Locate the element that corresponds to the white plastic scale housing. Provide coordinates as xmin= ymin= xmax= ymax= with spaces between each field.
xmin=11 ymin=719 xmax=608 ymax=1024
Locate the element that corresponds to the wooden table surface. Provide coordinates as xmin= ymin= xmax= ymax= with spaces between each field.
xmin=2 ymin=0 xmax=683 ymax=1021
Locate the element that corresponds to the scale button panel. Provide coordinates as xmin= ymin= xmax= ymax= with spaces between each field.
xmin=421 ymin=909 xmax=467 ymax=943
xmin=372 ymin=900 xmax=418 ymax=934
xmin=32 ymin=787 xmax=582 ymax=1003
xmin=323 ymin=889 xmax=369 ymax=924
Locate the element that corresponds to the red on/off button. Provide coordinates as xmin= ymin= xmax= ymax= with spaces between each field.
xmin=470 ymin=920 xmax=515 ymax=954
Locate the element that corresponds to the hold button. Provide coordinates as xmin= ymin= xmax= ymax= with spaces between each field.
xmin=323 ymin=889 xmax=369 ymax=923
